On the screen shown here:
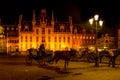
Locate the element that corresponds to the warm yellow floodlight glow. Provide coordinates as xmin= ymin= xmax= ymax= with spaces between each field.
xmin=89 ymin=18 xmax=93 ymax=25
xmin=94 ymin=14 xmax=99 ymax=21
xmin=99 ymin=20 xmax=103 ymax=27
xmin=61 ymin=45 xmax=66 ymax=48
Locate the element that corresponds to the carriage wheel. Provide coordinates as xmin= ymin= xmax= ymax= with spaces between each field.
xmin=26 ymin=55 xmax=33 ymax=65
xmin=37 ymin=58 xmax=44 ymax=65
xmin=38 ymin=57 xmax=46 ymax=65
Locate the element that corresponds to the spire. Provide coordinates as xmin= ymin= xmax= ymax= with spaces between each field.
xmin=33 ymin=9 xmax=36 ymax=20
xmin=19 ymin=14 xmax=22 ymax=25
xmin=69 ymin=16 xmax=72 ymax=25
xmin=51 ymin=10 xmax=55 ymax=26
xmin=52 ymin=10 xmax=54 ymax=21
xmin=18 ymin=14 xmax=22 ymax=33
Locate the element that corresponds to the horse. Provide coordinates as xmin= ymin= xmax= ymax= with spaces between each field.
xmin=47 ymin=49 xmax=78 ymax=70
xmin=79 ymin=49 xmax=96 ymax=63
xmin=99 ymin=49 xmax=120 ymax=67
xmin=99 ymin=50 xmax=111 ymax=63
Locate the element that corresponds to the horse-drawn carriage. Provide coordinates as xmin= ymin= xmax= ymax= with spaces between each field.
xmin=79 ymin=48 xmax=120 ymax=67
xmin=25 ymin=48 xmax=53 ymax=65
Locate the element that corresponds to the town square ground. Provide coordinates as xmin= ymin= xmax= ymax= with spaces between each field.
xmin=0 ymin=55 xmax=120 ymax=80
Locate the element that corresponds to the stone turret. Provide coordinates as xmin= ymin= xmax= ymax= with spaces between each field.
xmin=51 ymin=10 xmax=54 ymax=26
xmin=40 ymin=9 xmax=47 ymax=24
xmin=18 ymin=14 xmax=23 ymax=32
xmin=69 ymin=16 xmax=73 ymax=34
xmin=32 ymin=9 xmax=36 ymax=26
xmin=69 ymin=16 xmax=72 ymax=25
xmin=18 ymin=14 xmax=22 ymax=25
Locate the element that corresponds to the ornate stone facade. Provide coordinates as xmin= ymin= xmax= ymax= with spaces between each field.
xmin=3 ymin=9 xmax=96 ymax=54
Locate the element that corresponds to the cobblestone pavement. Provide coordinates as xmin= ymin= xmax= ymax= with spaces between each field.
xmin=0 ymin=55 xmax=120 ymax=80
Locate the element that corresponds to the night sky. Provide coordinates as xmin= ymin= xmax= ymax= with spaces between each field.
xmin=0 ymin=0 xmax=119 ymax=27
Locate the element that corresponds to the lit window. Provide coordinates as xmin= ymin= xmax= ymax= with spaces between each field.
xmin=26 ymin=44 xmax=27 ymax=49
xmin=11 ymin=27 xmax=14 ymax=30
xmin=30 ymin=44 xmax=32 ymax=48
xmin=16 ymin=40 xmax=19 ymax=43
xmin=25 ymin=26 xmax=28 ymax=29
xmin=83 ymin=36 xmax=85 ymax=39
xmin=90 ymin=36 xmax=91 ymax=39
xmin=7 ymin=27 xmax=9 ymax=30
xmin=30 ymin=36 xmax=32 ymax=42
xmin=60 ymin=25 xmax=64 ymax=32
xmin=59 ymin=44 xmax=61 ymax=50
xmin=86 ymin=36 xmax=88 ymax=39
xmin=48 ymin=37 xmax=51 ymax=42
xmin=21 ymin=36 xmax=23 ymax=42
xmin=74 ymin=28 xmax=77 ymax=33
xmin=47 ymin=44 xmax=50 ymax=50
xmin=55 ymin=37 xmax=57 ymax=42
xmin=55 ymin=44 xmax=57 ymax=50
xmin=63 ymin=37 xmax=65 ymax=42
xmin=80 ymin=36 xmax=82 ymax=39
xmin=10 ymin=40 xmax=12 ymax=43
xmin=42 ymin=36 xmax=45 ymax=42
xmin=36 ymin=44 xmax=38 ymax=49
xmin=68 ymin=37 xmax=70 ymax=43
xmin=42 ymin=28 xmax=45 ymax=34
xmin=36 ymin=36 xmax=39 ymax=42
xmin=73 ymin=36 xmax=75 ymax=38
xmin=48 ymin=29 xmax=51 ymax=34
xmin=25 ymin=36 xmax=27 ymax=42
xmin=59 ymin=37 xmax=61 ymax=42
xmin=36 ymin=29 xmax=39 ymax=34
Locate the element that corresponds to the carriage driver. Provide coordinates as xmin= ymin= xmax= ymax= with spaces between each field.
xmin=38 ymin=44 xmax=46 ymax=56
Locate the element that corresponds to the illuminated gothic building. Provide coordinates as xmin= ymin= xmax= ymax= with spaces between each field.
xmin=3 ymin=9 xmax=96 ymax=53
xmin=0 ymin=25 xmax=6 ymax=53
xmin=97 ymin=34 xmax=117 ymax=49
xmin=118 ymin=25 xmax=120 ymax=49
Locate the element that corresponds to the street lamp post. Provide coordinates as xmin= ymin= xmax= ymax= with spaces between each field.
xmin=94 ymin=14 xmax=99 ymax=67
xmin=89 ymin=14 xmax=103 ymax=67
xmin=7 ymin=32 xmax=8 ymax=54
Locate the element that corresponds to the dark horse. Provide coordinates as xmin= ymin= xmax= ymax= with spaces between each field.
xmin=79 ymin=49 xmax=96 ymax=63
xmin=99 ymin=49 xmax=120 ymax=67
xmin=47 ymin=49 xmax=77 ymax=70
